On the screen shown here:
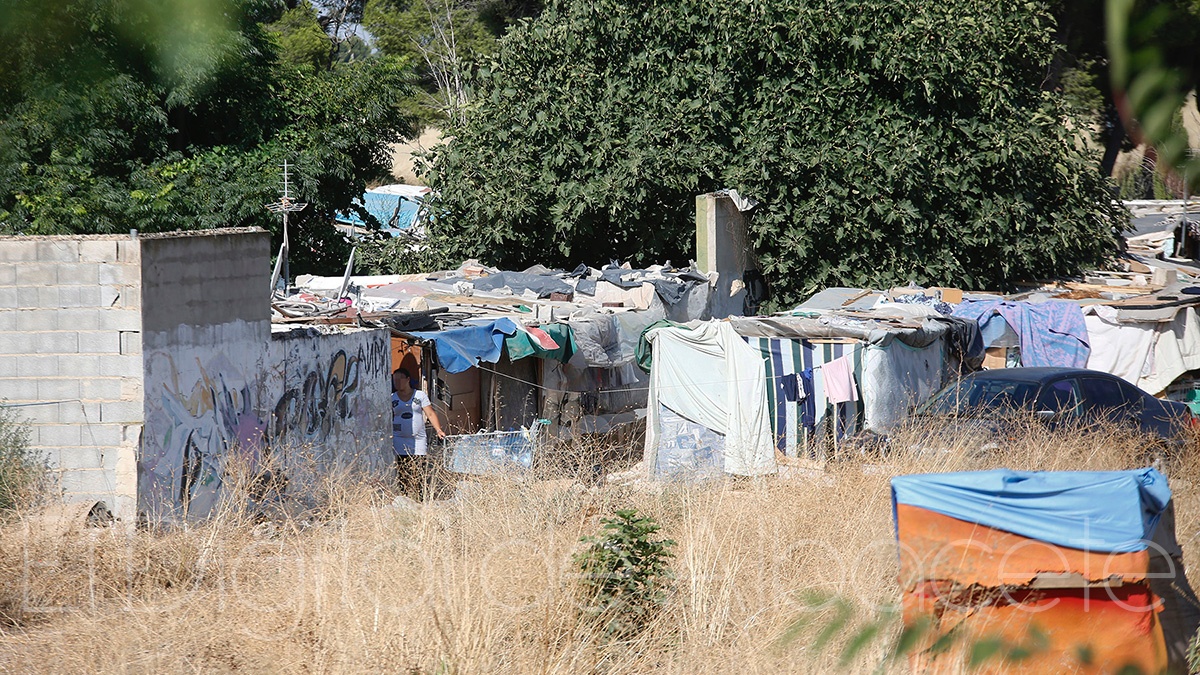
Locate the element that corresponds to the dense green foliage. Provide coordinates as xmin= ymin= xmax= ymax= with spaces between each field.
xmin=365 ymin=0 xmax=497 ymax=69
xmin=269 ymin=4 xmax=332 ymax=70
xmin=356 ymin=230 xmax=448 ymax=274
xmin=574 ymin=509 xmax=674 ymax=640
xmin=363 ymin=0 xmax=542 ymax=124
xmin=0 ymin=0 xmax=415 ymax=274
xmin=423 ymin=0 xmax=1127 ymax=305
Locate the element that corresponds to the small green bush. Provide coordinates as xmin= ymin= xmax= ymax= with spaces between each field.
xmin=355 ymin=230 xmax=452 ymax=276
xmin=0 ymin=405 xmax=47 ymax=513
xmin=574 ymin=508 xmax=675 ymax=639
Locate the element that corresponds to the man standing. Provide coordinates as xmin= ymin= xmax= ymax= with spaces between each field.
xmin=392 ymin=367 xmax=446 ymax=497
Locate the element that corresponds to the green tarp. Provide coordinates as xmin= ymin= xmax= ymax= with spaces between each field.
xmin=505 ymin=322 xmax=578 ymax=362
xmin=636 ymin=320 xmax=687 ymax=373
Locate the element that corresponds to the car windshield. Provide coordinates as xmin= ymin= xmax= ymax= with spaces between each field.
xmin=919 ymin=378 xmax=1042 ymax=416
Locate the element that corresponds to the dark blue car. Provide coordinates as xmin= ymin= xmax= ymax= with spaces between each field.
xmin=918 ymin=367 xmax=1195 ymax=441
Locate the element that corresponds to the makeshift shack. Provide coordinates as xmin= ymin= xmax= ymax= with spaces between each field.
xmin=799 ymin=281 xmax=1200 ymax=413
xmin=284 ymin=261 xmax=718 ymax=472
xmin=640 ymin=302 xmax=982 ymax=478
xmin=950 ymin=281 xmax=1200 ymax=403
xmin=893 ymin=468 xmax=1199 ymax=674
xmin=1080 ymin=287 xmax=1200 ymax=397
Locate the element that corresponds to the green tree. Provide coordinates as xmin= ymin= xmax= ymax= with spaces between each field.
xmin=422 ymin=0 xmax=1127 ymax=306
xmin=0 ymin=0 xmax=417 ymax=275
xmin=364 ymin=0 xmax=543 ymax=125
xmin=268 ymin=4 xmax=330 ymax=69
xmin=574 ymin=509 xmax=675 ymax=640
xmin=365 ymin=0 xmax=495 ymax=125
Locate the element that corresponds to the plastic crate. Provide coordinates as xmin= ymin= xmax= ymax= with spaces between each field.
xmin=444 ymin=420 xmax=548 ymax=475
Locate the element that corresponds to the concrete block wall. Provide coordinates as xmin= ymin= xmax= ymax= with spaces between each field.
xmin=2 ymin=227 xmax=390 ymax=525
xmin=0 ymin=235 xmax=142 ymax=519
xmin=138 ymin=229 xmax=272 ymax=522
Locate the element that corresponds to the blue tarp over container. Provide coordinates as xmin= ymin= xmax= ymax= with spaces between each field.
xmin=335 ymin=185 xmax=428 ymax=233
xmin=891 ymin=468 xmax=1171 ymax=553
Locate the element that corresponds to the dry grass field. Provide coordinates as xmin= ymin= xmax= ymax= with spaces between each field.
xmin=0 ymin=419 xmax=1196 ymax=673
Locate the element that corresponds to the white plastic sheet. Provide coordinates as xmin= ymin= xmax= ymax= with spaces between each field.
xmin=1141 ymin=306 xmax=1200 ymax=395
xmin=862 ymin=341 xmax=945 ymax=431
xmin=1083 ymin=305 xmax=1200 ymax=395
xmin=644 ymin=322 xmax=776 ymax=476
xmin=1083 ymin=305 xmax=1156 ymax=388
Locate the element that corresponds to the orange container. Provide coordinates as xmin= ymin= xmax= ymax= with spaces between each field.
xmin=896 ymin=504 xmax=1168 ymax=673
xmin=896 ymin=504 xmax=1151 ymax=591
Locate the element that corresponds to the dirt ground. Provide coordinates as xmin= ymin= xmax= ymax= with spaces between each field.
xmin=388 ymin=128 xmax=443 ymax=185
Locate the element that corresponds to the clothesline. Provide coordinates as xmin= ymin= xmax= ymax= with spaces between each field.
xmin=1 ymin=399 xmax=79 ymax=408
xmin=475 ymin=363 xmax=650 ymax=395
xmin=0 ymin=371 xmax=853 ymax=410
xmin=471 ymin=361 xmax=851 ymax=397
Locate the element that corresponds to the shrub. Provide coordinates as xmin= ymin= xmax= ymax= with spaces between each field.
xmin=0 ymin=405 xmax=47 ymax=513
xmin=574 ymin=508 xmax=675 ymax=639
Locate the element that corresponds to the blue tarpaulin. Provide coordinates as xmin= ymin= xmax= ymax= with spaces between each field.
xmin=335 ymin=186 xmax=427 ymax=232
xmin=411 ymin=319 xmax=519 ymax=373
xmin=891 ymin=468 xmax=1171 ymax=553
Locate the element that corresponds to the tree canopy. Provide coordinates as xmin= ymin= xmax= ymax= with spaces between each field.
xmin=363 ymin=0 xmax=543 ymax=124
xmin=422 ymin=0 xmax=1127 ymax=307
xmin=0 ymin=0 xmax=416 ymax=274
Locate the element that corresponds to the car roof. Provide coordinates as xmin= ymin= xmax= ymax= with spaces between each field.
xmin=964 ymin=367 xmax=1116 ymax=384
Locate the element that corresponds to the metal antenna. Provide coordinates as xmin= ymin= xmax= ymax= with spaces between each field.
xmin=266 ymin=160 xmax=309 ymax=295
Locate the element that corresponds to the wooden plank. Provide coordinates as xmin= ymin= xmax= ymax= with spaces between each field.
xmin=807 ymin=338 xmax=861 ymax=344
xmin=840 ymin=289 xmax=873 ymax=306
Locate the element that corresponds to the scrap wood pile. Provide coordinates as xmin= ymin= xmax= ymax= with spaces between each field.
xmin=271 ymin=258 xmax=718 ymax=379
xmin=1126 ymin=213 xmax=1200 ymax=269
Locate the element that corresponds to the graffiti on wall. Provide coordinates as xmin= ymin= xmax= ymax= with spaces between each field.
xmin=271 ymin=342 xmax=387 ymax=443
xmin=140 ymin=351 xmax=265 ymax=518
xmin=139 ymin=328 xmax=390 ymax=522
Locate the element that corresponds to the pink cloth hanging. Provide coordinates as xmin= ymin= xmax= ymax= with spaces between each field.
xmin=823 ymin=355 xmax=859 ymax=404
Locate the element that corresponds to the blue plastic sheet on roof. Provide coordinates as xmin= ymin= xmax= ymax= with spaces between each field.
xmin=335 ymin=190 xmax=421 ymax=231
xmin=411 ymin=318 xmax=519 ymax=373
xmin=891 ymin=468 xmax=1171 ymax=553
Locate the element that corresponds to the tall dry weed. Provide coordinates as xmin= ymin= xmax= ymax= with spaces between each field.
xmin=0 ymin=418 xmax=1196 ymax=673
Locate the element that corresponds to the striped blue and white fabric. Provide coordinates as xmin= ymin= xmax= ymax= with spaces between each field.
xmin=743 ymin=338 xmax=866 ymax=459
